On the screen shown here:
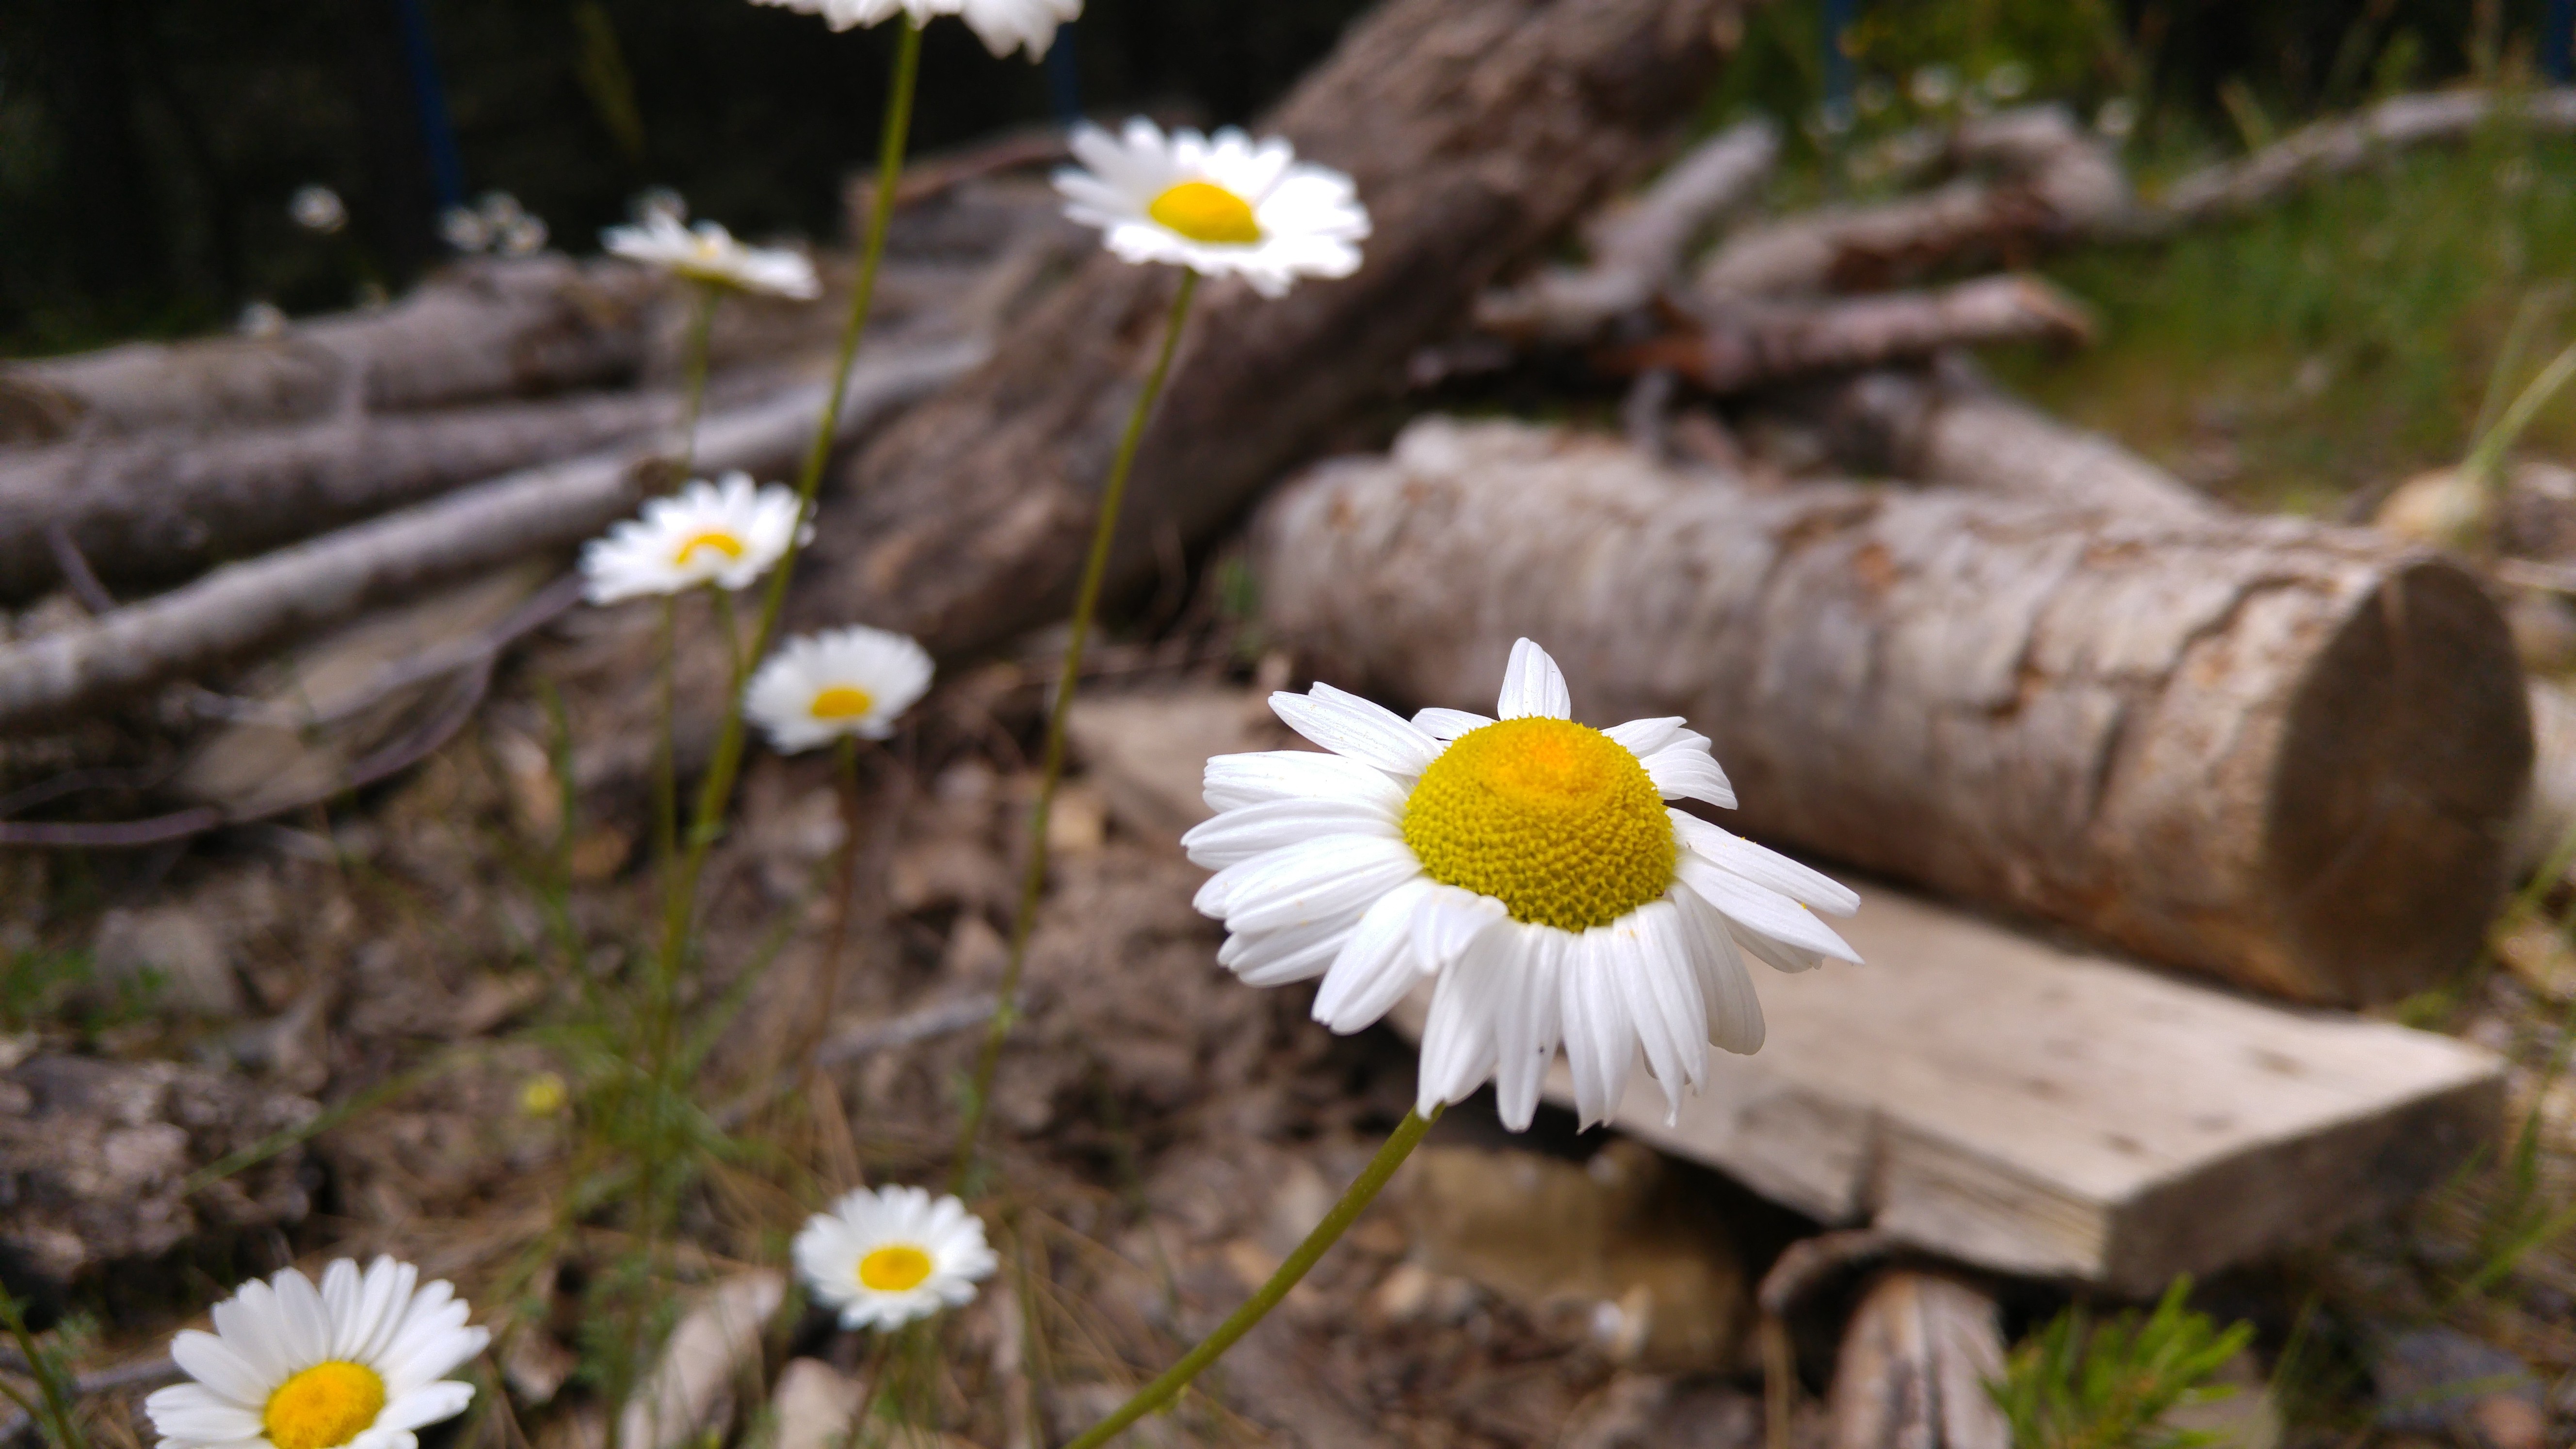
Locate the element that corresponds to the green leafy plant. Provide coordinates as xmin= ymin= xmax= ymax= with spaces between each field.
xmin=1991 ymin=1277 xmax=2255 ymax=1449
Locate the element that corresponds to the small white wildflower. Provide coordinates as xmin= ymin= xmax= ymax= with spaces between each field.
xmin=749 ymin=0 xmax=1079 ymax=60
xmin=579 ymin=473 xmax=807 ymax=604
xmin=744 ymin=627 xmax=934 ymax=753
xmin=602 ymin=213 xmax=820 ymax=300
xmin=793 ymin=1186 xmax=998 ymax=1331
xmin=1053 ymin=117 xmax=1370 ymax=299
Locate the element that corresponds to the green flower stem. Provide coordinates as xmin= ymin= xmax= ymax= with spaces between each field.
xmin=2466 ymin=334 xmax=2576 ymax=507
xmin=795 ymin=735 xmax=869 ymax=1096
xmin=0 ymin=1289 xmax=83 ymax=1449
xmin=674 ymin=280 xmax=720 ymax=484
xmin=1063 ymin=1107 xmax=1440 ymax=1449
xmin=653 ymin=13 xmax=923 ymax=981
xmin=949 ymin=269 xmax=1203 ymax=1190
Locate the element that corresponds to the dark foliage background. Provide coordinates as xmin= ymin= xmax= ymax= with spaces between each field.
xmin=0 ymin=0 xmax=2554 ymax=356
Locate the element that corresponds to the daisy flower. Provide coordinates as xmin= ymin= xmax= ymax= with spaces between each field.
xmin=580 ymin=473 xmax=807 ymax=605
xmin=744 ymin=626 xmax=934 ymax=752
xmin=1184 ymin=639 xmax=1861 ymax=1132
xmin=602 ymin=213 xmax=821 ymax=300
xmin=792 ymin=1185 xmax=998 ymax=1331
xmin=144 ymin=1257 xmax=488 ymax=1449
xmin=1054 ymin=118 xmax=1370 ymax=298
xmin=748 ymin=0 xmax=1079 ymax=60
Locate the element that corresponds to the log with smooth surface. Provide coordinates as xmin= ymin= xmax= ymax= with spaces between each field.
xmin=1254 ymin=418 xmax=2530 ymax=1004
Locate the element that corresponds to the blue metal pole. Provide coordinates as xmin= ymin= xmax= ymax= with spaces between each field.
xmin=1046 ymin=19 xmax=1082 ymax=128
xmin=2548 ymin=0 xmax=2576 ymax=85
xmin=393 ymin=0 xmax=467 ymax=213
xmin=1822 ymin=0 xmax=1857 ymax=113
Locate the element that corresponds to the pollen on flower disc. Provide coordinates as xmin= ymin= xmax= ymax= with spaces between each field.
xmin=262 ymin=1362 xmax=386 ymax=1449
xmin=674 ymin=530 xmax=746 ymax=566
xmin=1147 ymin=181 xmax=1262 ymax=244
xmin=1401 ymin=717 xmax=1676 ymax=932
xmin=809 ymin=685 xmax=875 ymax=721
xmin=858 ymin=1244 xmax=934 ymax=1292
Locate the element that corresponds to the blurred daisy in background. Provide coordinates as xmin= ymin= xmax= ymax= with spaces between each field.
xmin=793 ymin=1185 xmax=998 ymax=1331
xmin=748 ymin=0 xmax=1079 ymax=60
xmin=744 ymin=626 xmax=934 ymax=752
xmin=1054 ymin=118 xmax=1370 ymax=298
xmin=580 ymin=472 xmax=807 ymax=604
xmin=602 ymin=213 xmax=820 ymax=299
xmin=290 ymin=185 xmax=347 ymax=235
xmin=1184 ymin=639 xmax=1861 ymax=1132
xmin=145 ymin=1258 xmax=487 ymax=1449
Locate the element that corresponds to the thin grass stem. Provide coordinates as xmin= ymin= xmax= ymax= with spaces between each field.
xmin=0 ymin=1291 xmax=81 ymax=1449
xmin=1061 ymin=1106 xmax=1437 ymax=1449
xmin=675 ymin=281 xmax=721 ymax=484
xmin=949 ymin=270 xmax=1202 ymax=1191
xmin=796 ymin=737 xmax=869 ymax=1098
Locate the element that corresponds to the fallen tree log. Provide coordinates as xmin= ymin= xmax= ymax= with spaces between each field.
xmin=1599 ymin=275 xmax=2093 ymax=394
xmin=1805 ymin=361 xmax=2217 ymax=521
xmin=0 ymin=257 xmax=667 ymax=444
xmin=792 ymin=0 xmax=1757 ymax=654
xmin=0 ymin=338 xmax=983 ymax=730
xmin=1253 ymin=417 xmax=2531 ymax=1005
xmin=0 ymin=388 xmax=683 ymax=602
xmin=1828 ymin=1272 xmax=2010 ymax=1449
xmin=1697 ymin=105 xmax=2136 ymax=297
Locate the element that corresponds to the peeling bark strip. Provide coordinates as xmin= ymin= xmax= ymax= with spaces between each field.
xmin=1601 ymin=275 xmax=2093 ymax=394
xmin=795 ymin=0 xmax=1755 ymax=653
xmin=1254 ymin=419 xmax=2531 ymax=1005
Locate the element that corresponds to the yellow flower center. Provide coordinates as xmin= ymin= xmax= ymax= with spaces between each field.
xmin=1401 ymin=717 xmax=1675 ymax=932
xmin=1147 ymin=181 xmax=1263 ymax=245
xmin=674 ymin=530 xmax=746 ymax=567
xmin=858 ymin=1244 xmax=934 ymax=1293
xmin=262 ymin=1363 xmax=387 ymax=1449
xmin=809 ymin=685 xmax=876 ymax=721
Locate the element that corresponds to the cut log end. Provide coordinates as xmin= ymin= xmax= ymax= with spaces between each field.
xmin=2266 ymin=556 xmax=2532 ymax=1002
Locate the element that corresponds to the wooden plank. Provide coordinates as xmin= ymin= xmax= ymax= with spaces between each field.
xmin=1071 ymin=687 xmax=2507 ymax=1292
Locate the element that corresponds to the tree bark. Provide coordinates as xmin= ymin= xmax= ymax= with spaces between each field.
xmin=791 ymin=0 xmax=1759 ymax=654
xmin=1600 ymin=276 xmax=2093 ymax=395
xmin=2162 ymin=89 xmax=2576 ymax=222
xmin=0 ymin=338 xmax=983 ymax=730
xmin=0 ymin=388 xmax=682 ymax=601
xmin=1251 ymin=417 xmax=2531 ymax=1006
xmin=1827 ymin=1272 xmax=2011 ymax=1449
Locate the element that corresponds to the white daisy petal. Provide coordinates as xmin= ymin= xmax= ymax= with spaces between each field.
xmin=1203 ymin=834 xmax=1421 ymax=935
xmin=1311 ymin=878 xmax=1435 ymax=1033
xmin=1674 ymin=853 xmax=1862 ymax=965
xmin=1643 ymin=742 xmax=1739 ymax=810
xmin=1496 ymin=638 xmax=1573 ymax=720
xmin=1559 ymin=931 xmax=1638 ymax=1128
xmin=1610 ymin=902 xmax=1708 ymax=1123
xmin=1417 ymin=930 xmax=1508 ymax=1113
xmin=1491 ymin=925 xmax=1566 ymax=1131
xmin=376 ymin=1383 xmax=476 ymax=1433
xmin=1202 ymin=750 xmax=1409 ymax=816
xmin=1670 ymin=811 xmax=1859 ymax=916
xmin=1053 ymin=117 xmax=1368 ymax=292
xmin=1674 ymin=887 xmax=1767 ymax=1053
xmin=166 ymin=1334 xmax=270 ymax=1406
xmin=1412 ymin=707 xmax=1495 ymax=741
xmin=208 ymin=1286 xmax=290 ymax=1383
xmin=1182 ymin=796 xmax=1399 ymax=869
xmin=1729 ymin=925 xmax=1835 ymax=976
xmin=1601 ymin=717 xmax=1689 ymax=757
xmin=1409 ymin=884 xmax=1507 ymax=972
xmin=273 ymin=1268 xmax=332 ymax=1367
xmin=1269 ymin=684 xmax=1442 ymax=777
